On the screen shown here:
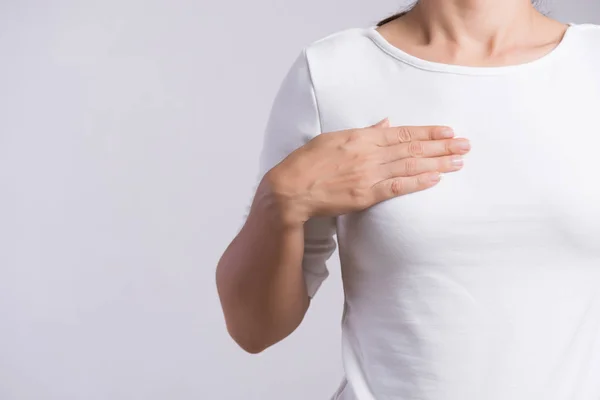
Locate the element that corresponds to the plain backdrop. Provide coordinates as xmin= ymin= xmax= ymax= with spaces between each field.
xmin=0 ymin=1 xmax=598 ymax=399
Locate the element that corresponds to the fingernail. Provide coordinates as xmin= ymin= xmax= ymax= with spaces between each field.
xmin=375 ymin=117 xmax=389 ymax=127
xmin=451 ymin=155 xmax=464 ymax=166
xmin=456 ymin=139 xmax=471 ymax=151
xmin=441 ymin=128 xmax=455 ymax=138
xmin=430 ymin=172 xmax=442 ymax=182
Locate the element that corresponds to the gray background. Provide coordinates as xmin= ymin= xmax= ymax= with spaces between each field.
xmin=0 ymin=1 xmax=598 ymax=399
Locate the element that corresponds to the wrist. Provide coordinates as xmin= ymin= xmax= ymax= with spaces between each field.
xmin=254 ymin=168 xmax=311 ymax=229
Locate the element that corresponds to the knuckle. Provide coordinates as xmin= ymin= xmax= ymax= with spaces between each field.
xmin=337 ymin=141 xmax=357 ymax=157
xmin=349 ymin=150 xmax=368 ymax=167
xmin=444 ymin=139 xmax=452 ymax=154
xmin=349 ymin=186 xmax=363 ymax=198
xmin=390 ymin=178 xmax=404 ymax=196
xmin=349 ymin=184 xmax=370 ymax=206
xmin=408 ymin=141 xmax=424 ymax=157
xmin=396 ymin=127 xmax=412 ymax=143
xmin=346 ymin=130 xmax=364 ymax=143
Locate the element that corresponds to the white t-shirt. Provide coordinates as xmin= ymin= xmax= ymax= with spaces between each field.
xmin=251 ymin=23 xmax=600 ymax=400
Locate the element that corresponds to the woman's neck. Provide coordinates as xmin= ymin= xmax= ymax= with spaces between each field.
xmin=378 ymin=0 xmax=568 ymax=66
xmin=409 ymin=0 xmax=538 ymax=49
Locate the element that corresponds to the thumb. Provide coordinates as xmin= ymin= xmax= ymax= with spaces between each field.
xmin=371 ymin=117 xmax=390 ymax=128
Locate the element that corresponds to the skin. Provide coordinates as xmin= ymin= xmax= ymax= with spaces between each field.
xmin=216 ymin=0 xmax=569 ymax=354
xmin=378 ymin=0 xmax=568 ymax=67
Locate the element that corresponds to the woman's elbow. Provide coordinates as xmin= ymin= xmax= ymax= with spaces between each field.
xmin=226 ymin=322 xmax=272 ymax=354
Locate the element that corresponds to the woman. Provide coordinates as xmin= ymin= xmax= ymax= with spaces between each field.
xmin=216 ymin=0 xmax=600 ymax=398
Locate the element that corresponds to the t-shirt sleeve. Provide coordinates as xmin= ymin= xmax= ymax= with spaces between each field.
xmin=244 ymin=48 xmax=337 ymax=298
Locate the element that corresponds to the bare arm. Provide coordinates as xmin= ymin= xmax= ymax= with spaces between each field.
xmin=216 ymin=170 xmax=310 ymax=354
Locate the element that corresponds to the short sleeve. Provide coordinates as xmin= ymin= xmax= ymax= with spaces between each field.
xmin=244 ymin=48 xmax=337 ymax=298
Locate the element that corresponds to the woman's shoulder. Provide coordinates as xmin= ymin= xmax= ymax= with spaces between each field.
xmin=301 ymin=25 xmax=383 ymax=63
xmin=300 ymin=26 xmax=385 ymax=78
xmin=304 ymin=26 xmax=375 ymax=53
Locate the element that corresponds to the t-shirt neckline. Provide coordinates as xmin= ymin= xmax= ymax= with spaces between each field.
xmin=365 ymin=22 xmax=576 ymax=76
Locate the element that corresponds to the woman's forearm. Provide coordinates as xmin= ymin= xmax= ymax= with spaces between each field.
xmin=216 ymin=173 xmax=310 ymax=354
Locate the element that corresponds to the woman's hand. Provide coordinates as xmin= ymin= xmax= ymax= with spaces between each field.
xmin=263 ymin=118 xmax=471 ymax=226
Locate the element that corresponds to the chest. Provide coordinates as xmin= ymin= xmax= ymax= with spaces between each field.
xmin=334 ymin=72 xmax=600 ymax=263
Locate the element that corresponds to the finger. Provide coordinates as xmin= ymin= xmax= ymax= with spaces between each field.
xmin=369 ymin=125 xmax=455 ymax=147
xmin=371 ymin=172 xmax=442 ymax=202
xmin=380 ymin=155 xmax=464 ymax=179
xmin=370 ymin=117 xmax=390 ymax=128
xmin=379 ymin=137 xmax=471 ymax=163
